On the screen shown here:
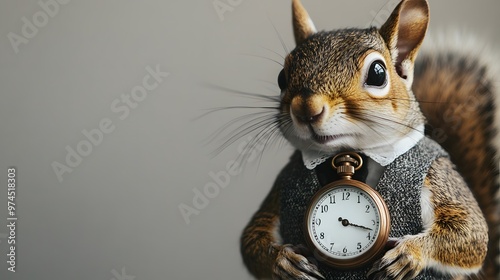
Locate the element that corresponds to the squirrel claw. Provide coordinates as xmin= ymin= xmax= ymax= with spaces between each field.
xmin=272 ymin=244 xmax=325 ymax=280
xmin=367 ymin=239 xmax=423 ymax=280
xmin=289 ymin=244 xmax=320 ymax=267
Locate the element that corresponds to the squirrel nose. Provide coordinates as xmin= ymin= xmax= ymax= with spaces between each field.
xmin=291 ymin=95 xmax=326 ymax=124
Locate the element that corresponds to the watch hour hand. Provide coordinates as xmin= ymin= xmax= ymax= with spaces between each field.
xmin=350 ymin=223 xmax=372 ymax=231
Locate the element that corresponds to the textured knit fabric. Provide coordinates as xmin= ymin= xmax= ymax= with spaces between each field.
xmin=279 ymin=137 xmax=452 ymax=279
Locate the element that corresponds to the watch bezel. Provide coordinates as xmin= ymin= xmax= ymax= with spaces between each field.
xmin=303 ymin=179 xmax=391 ymax=269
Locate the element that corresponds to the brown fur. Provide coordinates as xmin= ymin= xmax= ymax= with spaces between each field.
xmin=241 ymin=181 xmax=281 ymax=278
xmin=368 ymin=158 xmax=488 ymax=279
xmin=281 ymin=29 xmax=419 ymax=136
xmin=292 ymin=0 xmax=316 ymax=45
xmin=425 ymin=158 xmax=488 ymax=270
xmin=414 ymin=48 xmax=499 ymax=279
xmin=240 ymin=0 xmax=498 ymax=279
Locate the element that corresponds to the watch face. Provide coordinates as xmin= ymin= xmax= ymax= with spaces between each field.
xmin=305 ymin=183 xmax=389 ymax=267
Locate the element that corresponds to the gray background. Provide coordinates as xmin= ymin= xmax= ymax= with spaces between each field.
xmin=0 ymin=0 xmax=498 ymax=279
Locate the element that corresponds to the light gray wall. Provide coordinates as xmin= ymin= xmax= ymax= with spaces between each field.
xmin=0 ymin=1 xmax=498 ymax=279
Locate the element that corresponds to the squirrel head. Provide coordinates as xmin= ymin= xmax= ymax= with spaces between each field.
xmin=280 ymin=0 xmax=430 ymax=157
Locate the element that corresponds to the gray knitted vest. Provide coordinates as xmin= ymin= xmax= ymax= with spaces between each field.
xmin=279 ymin=137 xmax=451 ymax=279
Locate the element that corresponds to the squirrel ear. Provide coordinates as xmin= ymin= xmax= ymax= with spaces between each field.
xmin=292 ymin=0 xmax=317 ymax=45
xmin=379 ymin=0 xmax=429 ymax=80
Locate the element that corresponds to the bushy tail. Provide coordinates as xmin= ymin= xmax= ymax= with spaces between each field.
xmin=413 ymin=36 xmax=499 ymax=279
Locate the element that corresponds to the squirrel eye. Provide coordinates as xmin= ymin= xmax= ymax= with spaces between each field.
xmin=365 ymin=60 xmax=387 ymax=87
xmin=277 ymin=69 xmax=287 ymax=90
xmin=362 ymin=52 xmax=390 ymax=97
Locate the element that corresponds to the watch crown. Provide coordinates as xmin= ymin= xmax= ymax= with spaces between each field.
xmin=332 ymin=153 xmax=363 ymax=179
xmin=337 ymin=164 xmax=355 ymax=176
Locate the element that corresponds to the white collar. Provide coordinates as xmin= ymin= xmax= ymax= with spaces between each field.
xmin=302 ymin=124 xmax=425 ymax=169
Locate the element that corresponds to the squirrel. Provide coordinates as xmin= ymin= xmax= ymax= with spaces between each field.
xmin=239 ymin=0 xmax=499 ymax=279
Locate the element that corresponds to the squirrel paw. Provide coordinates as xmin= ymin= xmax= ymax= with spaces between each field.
xmin=367 ymin=238 xmax=424 ymax=280
xmin=272 ymin=244 xmax=325 ymax=280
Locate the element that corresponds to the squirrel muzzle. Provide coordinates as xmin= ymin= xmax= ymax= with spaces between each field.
xmin=290 ymin=94 xmax=328 ymax=125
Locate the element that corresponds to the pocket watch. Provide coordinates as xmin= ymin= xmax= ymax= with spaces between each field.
xmin=304 ymin=152 xmax=391 ymax=268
